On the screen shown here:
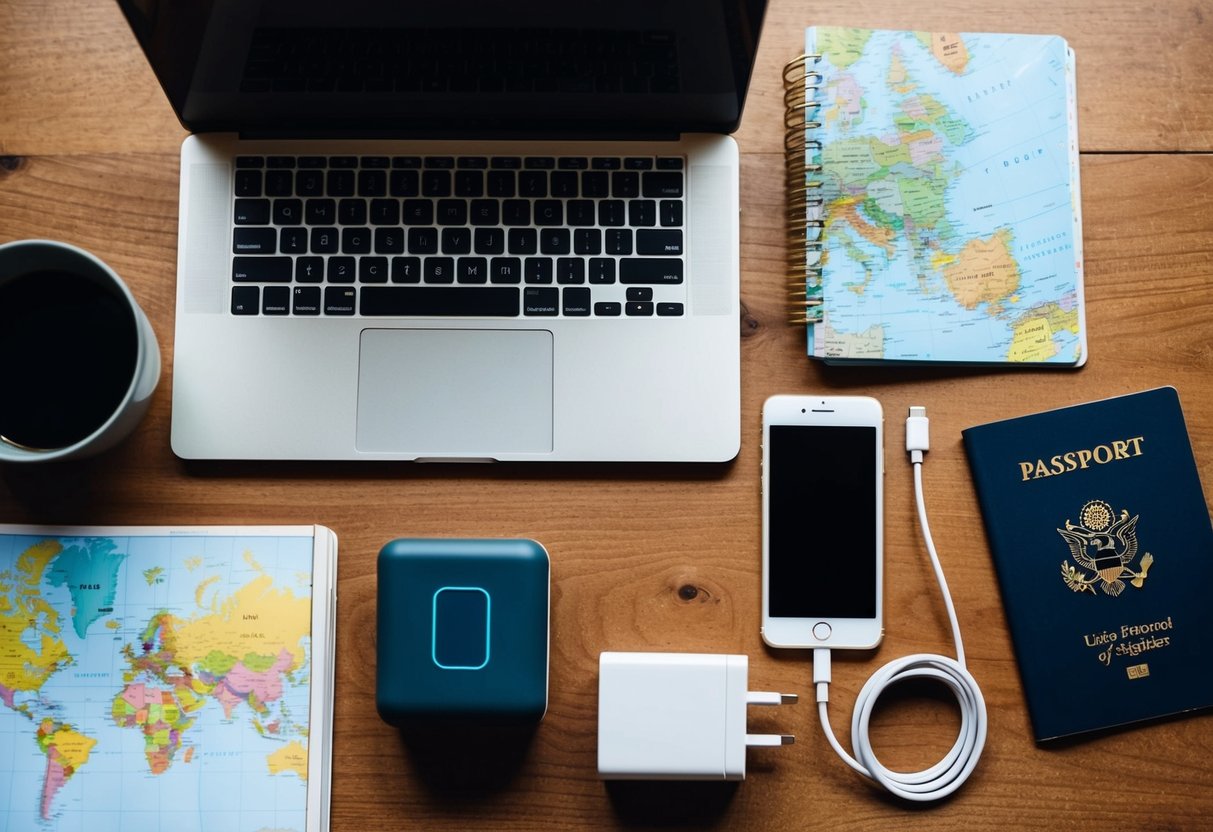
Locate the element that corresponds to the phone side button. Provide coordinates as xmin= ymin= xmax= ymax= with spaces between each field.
xmin=812 ymin=621 xmax=832 ymax=641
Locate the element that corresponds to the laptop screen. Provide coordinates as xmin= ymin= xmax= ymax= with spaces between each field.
xmin=117 ymin=0 xmax=768 ymax=137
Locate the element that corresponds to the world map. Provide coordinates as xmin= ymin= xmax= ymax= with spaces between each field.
xmin=0 ymin=532 xmax=316 ymax=832
xmin=804 ymin=28 xmax=1085 ymax=364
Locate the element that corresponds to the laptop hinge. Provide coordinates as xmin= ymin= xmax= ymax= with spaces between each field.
xmin=235 ymin=128 xmax=684 ymax=143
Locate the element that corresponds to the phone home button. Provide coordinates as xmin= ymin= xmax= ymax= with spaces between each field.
xmin=812 ymin=622 xmax=832 ymax=641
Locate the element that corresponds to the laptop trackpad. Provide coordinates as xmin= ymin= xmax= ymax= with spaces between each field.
xmin=356 ymin=328 xmax=554 ymax=456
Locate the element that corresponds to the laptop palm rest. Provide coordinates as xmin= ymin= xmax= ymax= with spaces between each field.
xmin=356 ymin=328 xmax=554 ymax=457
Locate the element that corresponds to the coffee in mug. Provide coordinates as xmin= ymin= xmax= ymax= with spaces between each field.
xmin=0 ymin=241 xmax=160 ymax=461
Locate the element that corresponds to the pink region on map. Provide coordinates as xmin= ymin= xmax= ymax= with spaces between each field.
xmin=831 ymin=74 xmax=864 ymax=122
xmin=40 ymin=748 xmax=67 ymax=820
xmin=0 ymin=683 xmax=14 ymax=709
xmin=121 ymin=682 xmax=149 ymax=710
xmin=213 ymin=648 xmax=294 ymax=718
xmin=901 ymin=95 xmax=929 ymax=119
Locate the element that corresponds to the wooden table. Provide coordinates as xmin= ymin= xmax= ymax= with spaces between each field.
xmin=2 ymin=0 xmax=1212 ymax=829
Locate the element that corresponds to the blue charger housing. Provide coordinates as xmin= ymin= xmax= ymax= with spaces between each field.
xmin=376 ymin=538 xmax=550 ymax=726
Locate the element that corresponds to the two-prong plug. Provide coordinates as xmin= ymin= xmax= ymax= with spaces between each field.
xmin=597 ymin=652 xmax=796 ymax=781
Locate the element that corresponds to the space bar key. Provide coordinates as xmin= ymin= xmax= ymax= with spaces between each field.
xmin=360 ymin=287 xmax=520 ymax=317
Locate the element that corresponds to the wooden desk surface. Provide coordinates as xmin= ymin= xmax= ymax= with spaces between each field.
xmin=2 ymin=1 xmax=1212 ymax=829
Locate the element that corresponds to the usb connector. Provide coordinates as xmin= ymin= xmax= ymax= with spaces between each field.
xmin=906 ymin=405 xmax=930 ymax=462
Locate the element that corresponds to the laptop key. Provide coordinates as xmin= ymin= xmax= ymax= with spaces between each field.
xmin=292 ymin=286 xmax=321 ymax=315
xmin=360 ymin=257 xmax=389 ymax=283
xmin=502 ymin=200 xmax=531 ymax=226
xmin=574 ymin=229 xmax=601 ymax=255
xmin=425 ymin=257 xmax=454 ymax=283
xmin=540 ymin=229 xmax=570 ymax=255
xmin=233 ymin=256 xmax=291 ymax=282
xmin=606 ymin=229 xmax=633 ymax=255
xmin=402 ymin=200 xmax=434 ymax=225
xmin=231 ymin=285 xmax=259 ymax=314
xmin=492 ymin=257 xmax=523 ymax=284
xmin=360 ymin=286 xmax=520 ymax=317
xmin=408 ymin=228 xmax=438 ymax=254
xmin=324 ymin=286 xmax=357 ymax=315
xmin=338 ymin=199 xmax=368 ymax=225
xmin=296 ymin=170 xmax=324 ymax=197
xmin=636 ymin=229 xmax=683 ymax=256
xmin=627 ymin=287 xmax=654 ymax=301
xmin=642 ymin=171 xmax=683 ymax=198
xmin=374 ymin=227 xmax=404 ymax=254
xmin=487 ymin=170 xmax=516 ymax=197
xmin=342 ymin=228 xmax=371 ymax=254
xmin=236 ymin=156 xmax=264 ymax=169
xmin=358 ymin=170 xmax=387 ymax=197
xmin=519 ymin=171 xmax=547 ymax=198
xmin=524 ymin=287 xmax=558 ymax=316
xmin=594 ymin=301 xmax=622 ymax=316
xmin=370 ymin=199 xmax=400 ymax=225
xmin=524 ymin=258 xmax=552 ymax=284
xmin=454 ymin=170 xmax=484 ymax=197
xmin=657 ymin=157 xmax=685 ymax=170
xmin=534 ymin=200 xmax=563 ymax=226
xmin=470 ymin=200 xmax=499 ymax=226
xmin=262 ymin=285 xmax=290 ymax=315
xmin=233 ymin=227 xmax=276 ymax=254
xmin=474 ymin=228 xmax=505 ymax=254
xmin=305 ymin=198 xmax=335 ymax=224
xmin=657 ymin=302 xmax=685 ymax=316
xmin=558 ymin=157 xmax=589 ymax=170
xmin=390 ymin=170 xmax=420 ymax=197
xmin=563 ymin=287 xmax=591 ymax=316
xmin=234 ymin=199 xmax=270 ymax=225
xmin=581 ymin=171 xmax=609 ymax=198
xmin=628 ymin=200 xmax=656 ymax=227
xmin=273 ymin=198 xmax=303 ymax=225
xmin=598 ymin=200 xmax=625 ymax=227
xmin=550 ymin=171 xmax=578 ymax=198
xmin=508 ymin=228 xmax=538 ymax=255
xmin=612 ymin=171 xmax=640 ymax=198
xmin=624 ymin=157 xmax=653 ymax=170
xmin=441 ymin=228 xmax=471 ymax=254
xmin=296 ymin=257 xmax=323 ymax=283
xmin=310 ymin=228 xmax=338 ymax=253
xmin=458 ymin=257 xmax=488 ymax=284
xmin=328 ymin=257 xmax=355 ymax=283
xmin=327 ymin=170 xmax=355 ymax=196
xmin=437 ymin=199 xmax=468 ymax=226
xmin=264 ymin=169 xmax=293 ymax=197
xmin=234 ymin=170 xmax=262 ymax=197
xmin=391 ymin=257 xmax=421 ymax=283
xmin=588 ymin=258 xmax=615 ymax=284
xmin=422 ymin=170 xmax=452 ymax=197
xmin=567 ymin=200 xmax=595 ymax=226
xmin=620 ymin=259 xmax=684 ymax=284
xmin=280 ymin=227 xmax=308 ymax=254
xmin=626 ymin=301 xmax=654 ymax=316
xmin=660 ymin=200 xmax=683 ymax=227
xmin=556 ymin=258 xmax=585 ymax=285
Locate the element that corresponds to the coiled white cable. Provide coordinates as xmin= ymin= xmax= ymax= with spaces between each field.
xmin=812 ymin=407 xmax=987 ymax=802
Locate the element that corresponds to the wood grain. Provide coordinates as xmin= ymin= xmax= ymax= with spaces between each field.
xmin=2 ymin=0 xmax=1213 ymax=829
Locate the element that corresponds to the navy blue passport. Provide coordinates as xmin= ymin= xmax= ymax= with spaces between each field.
xmin=963 ymin=387 xmax=1213 ymax=741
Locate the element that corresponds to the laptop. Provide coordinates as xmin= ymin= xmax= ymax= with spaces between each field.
xmin=117 ymin=0 xmax=768 ymax=461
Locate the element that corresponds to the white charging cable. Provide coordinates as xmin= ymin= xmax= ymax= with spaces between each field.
xmin=812 ymin=406 xmax=987 ymax=802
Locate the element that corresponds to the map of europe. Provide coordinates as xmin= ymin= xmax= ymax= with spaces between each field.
xmin=0 ymin=532 xmax=316 ymax=832
xmin=805 ymin=28 xmax=1085 ymax=363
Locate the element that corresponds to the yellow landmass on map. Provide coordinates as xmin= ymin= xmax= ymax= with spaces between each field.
xmin=106 ymin=620 xmax=121 ymax=630
xmin=43 ymin=723 xmax=97 ymax=770
xmin=184 ymin=557 xmax=203 ymax=572
xmin=17 ymin=541 xmax=61 ymax=586
xmin=195 ymin=575 xmax=221 ymax=608
xmin=821 ymin=321 xmax=885 ymax=359
xmin=920 ymin=32 xmax=969 ymax=74
xmin=243 ymin=550 xmax=264 ymax=572
xmin=942 ymin=230 xmax=1020 ymax=311
xmin=267 ymin=740 xmax=309 ymax=781
xmin=1007 ymin=317 xmax=1058 ymax=362
xmin=174 ymin=575 xmax=311 ymax=671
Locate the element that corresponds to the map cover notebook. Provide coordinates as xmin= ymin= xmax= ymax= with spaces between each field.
xmin=962 ymin=388 xmax=1213 ymax=741
xmin=783 ymin=28 xmax=1086 ymax=365
xmin=0 ymin=525 xmax=337 ymax=832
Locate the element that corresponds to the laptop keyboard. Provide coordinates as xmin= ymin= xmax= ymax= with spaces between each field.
xmin=229 ymin=154 xmax=687 ymax=319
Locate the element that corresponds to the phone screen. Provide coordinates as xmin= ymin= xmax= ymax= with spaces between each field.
xmin=768 ymin=424 xmax=878 ymax=619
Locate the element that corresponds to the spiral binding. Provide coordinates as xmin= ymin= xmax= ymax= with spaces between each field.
xmin=782 ymin=53 xmax=824 ymax=325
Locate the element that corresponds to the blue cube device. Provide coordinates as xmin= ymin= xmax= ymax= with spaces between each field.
xmin=376 ymin=538 xmax=550 ymax=726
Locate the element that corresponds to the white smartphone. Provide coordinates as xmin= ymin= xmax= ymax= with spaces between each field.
xmin=761 ymin=395 xmax=884 ymax=649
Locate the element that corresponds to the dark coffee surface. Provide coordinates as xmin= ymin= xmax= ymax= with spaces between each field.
xmin=0 ymin=269 xmax=138 ymax=449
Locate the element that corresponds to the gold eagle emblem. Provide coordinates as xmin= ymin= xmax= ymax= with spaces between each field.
xmin=1058 ymin=500 xmax=1154 ymax=596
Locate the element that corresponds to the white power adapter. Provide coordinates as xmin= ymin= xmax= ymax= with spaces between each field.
xmin=597 ymin=652 xmax=796 ymax=781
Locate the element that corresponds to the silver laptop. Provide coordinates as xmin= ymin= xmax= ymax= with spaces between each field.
xmin=118 ymin=0 xmax=767 ymax=461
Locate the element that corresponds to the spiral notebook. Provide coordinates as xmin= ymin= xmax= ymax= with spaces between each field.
xmin=783 ymin=28 xmax=1086 ymax=365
